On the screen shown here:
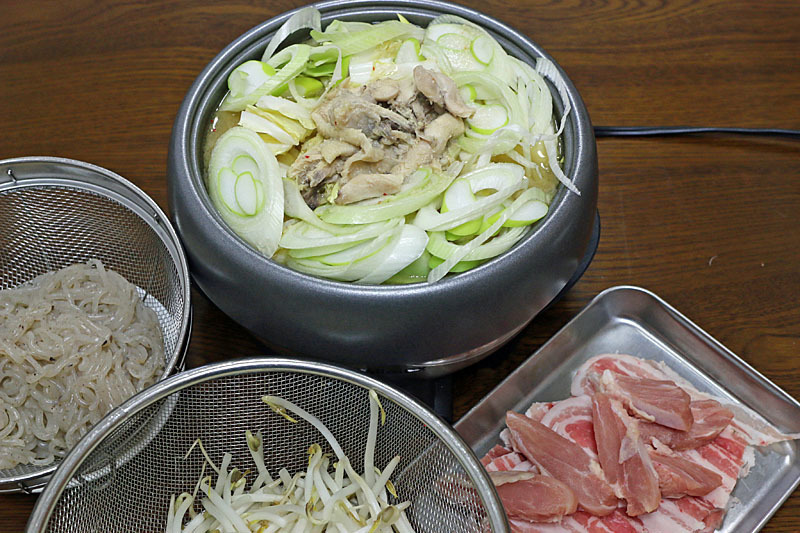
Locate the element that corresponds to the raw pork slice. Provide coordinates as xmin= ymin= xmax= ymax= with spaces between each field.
xmin=481 ymin=444 xmax=511 ymax=466
xmin=506 ymin=411 xmax=618 ymax=516
xmin=571 ymin=354 xmax=669 ymax=396
xmin=594 ymin=370 xmax=693 ymax=431
xmin=591 ymin=392 xmax=661 ymax=516
xmin=539 ymin=395 xmax=598 ymax=458
xmin=491 ymin=471 xmax=578 ymax=523
xmin=526 ymin=401 xmax=556 ymax=421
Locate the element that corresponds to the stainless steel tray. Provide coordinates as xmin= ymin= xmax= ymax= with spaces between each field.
xmin=455 ymin=285 xmax=800 ymax=532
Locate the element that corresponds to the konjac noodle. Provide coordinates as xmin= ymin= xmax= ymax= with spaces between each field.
xmin=203 ymin=8 xmax=575 ymax=284
xmin=0 ymin=260 xmax=164 ymax=470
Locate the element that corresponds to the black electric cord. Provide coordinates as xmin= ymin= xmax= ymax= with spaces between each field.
xmin=594 ymin=126 xmax=800 ymax=138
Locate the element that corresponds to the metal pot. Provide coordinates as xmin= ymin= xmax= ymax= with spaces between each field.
xmin=167 ymin=0 xmax=598 ymax=376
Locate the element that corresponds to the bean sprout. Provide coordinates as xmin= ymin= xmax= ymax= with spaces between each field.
xmin=165 ymin=390 xmax=414 ymax=533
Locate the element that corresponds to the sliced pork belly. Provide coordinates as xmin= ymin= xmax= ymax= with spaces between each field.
xmin=525 ymin=401 xmax=556 ymax=422
xmin=508 ymin=518 xmax=576 ymax=533
xmin=571 ymin=353 xmax=669 ymax=396
xmin=569 ymin=510 xmax=646 ymax=533
xmin=484 ymin=449 xmax=536 ymax=473
xmin=540 ymin=395 xmax=598 ymax=458
xmin=638 ymin=498 xmax=710 ymax=533
xmin=505 ymin=411 xmax=618 ymax=516
xmin=491 ymin=471 xmax=578 ymax=523
xmin=682 ymin=424 xmax=753 ymax=511
xmin=480 ymin=444 xmax=510 ymax=466
xmin=594 ymin=370 xmax=693 ymax=431
xmin=650 ymin=445 xmax=723 ymax=498
xmin=591 ymin=392 xmax=661 ymax=516
xmin=638 ymin=399 xmax=733 ymax=451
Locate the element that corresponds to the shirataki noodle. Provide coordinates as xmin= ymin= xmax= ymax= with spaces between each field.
xmin=0 ymin=260 xmax=165 ymax=470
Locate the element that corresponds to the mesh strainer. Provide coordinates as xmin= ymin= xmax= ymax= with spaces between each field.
xmin=0 ymin=156 xmax=192 ymax=493
xmin=26 ymin=358 xmax=509 ymax=532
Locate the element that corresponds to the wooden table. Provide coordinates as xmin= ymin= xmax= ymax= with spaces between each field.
xmin=1 ymin=0 xmax=798 ymax=530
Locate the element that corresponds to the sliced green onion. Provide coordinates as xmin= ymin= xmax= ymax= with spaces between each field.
xmin=311 ymin=20 xmax=423 ymax=56
xmin=315 ymin=168 xmax=456 ymax=225
xmin=222 ymin=44 xmax=311 ymax=111
xmin=467 ymin=103 xmax=509 ymax=135
xmin=227 ymin=60 xmax=276 ymax=100
xmin=208 ymin=127 xmax=284 ymax=256
xmin=428 ymin=254 xmax=484 ymax=273
xmin=395 ymin=38 xmax=423 ymax=63
xmin=470 ymin=35 xmax=494 ymax=65
xmin=436 ymin=32 xmax=470 ymax=50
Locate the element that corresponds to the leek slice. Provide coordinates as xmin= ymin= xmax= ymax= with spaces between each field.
xmin=208 ymin=127 xmax=284 ymax=256
xmin=427 ymin=186 xmax=542 ymax=282
xmin=428 ymin=255 xmax=484 ymax=273
xmin=287 ymin=224 xmax=427 ymax=284
xmin=355 ymin=224 xmax=427 ymax=284
xmin=426 ymin=226 xmax=527 ymax=261
xmin=395 ymin=38 xmax=423 ymax=63
xmin=385 ymin=250 xmax=431 ymax=284
xmin=227 ymin=60 xmax=276 ymax=100
xmin=315 ymin=168 xmax=456 ymax=225
xmin=280 ymin=217 xmax=403 ymax=250
xmin=413 ymin=164 xmax=525 ymax=231
xmin=467 ymin=103 xmax=509 ymax=135
xmin=222 ymin=44 xmax=311 ymax=112
xmin=260 ymin=6 xmax=321 ymax=62
xmin=255 ymin=95 xmax=315 ymax=130
xmin=311 ymin=20 xmax=423 ymax=56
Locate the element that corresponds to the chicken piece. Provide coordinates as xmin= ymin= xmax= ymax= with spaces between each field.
xmin=593 ymin=370 xmax=693 ymax=431
xmin=421 ymin=113 xmax=465 ymax=153
xmin=638 ymin=399 xmax=733 ymax=451
xmin=505 ymin=411 xmax=618 ymax=516
xmin=591 ymin=392 xmax=661 ymax=517
xmin=490 ymin=471 xmax=578 ymax=523
xmin=368 ymin=78 xmax=400 ymax=102
xmin=649 ymin=444 xmax=723 ymax=498
xmin=390 ymin=140 xmax=433 ymax=178
xmin=319 ymin=139 xmax=358 ymax=164
xmin=413 ymin=65 xmax=474 ymax=117
xmin=336 ymin=173 xmax=404 ymax=204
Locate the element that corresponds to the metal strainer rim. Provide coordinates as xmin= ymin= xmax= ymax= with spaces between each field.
xmin=0 ymin=156 xmax=193 ymax=491
xmin=25 ymin=357 xmax=509 ymax=532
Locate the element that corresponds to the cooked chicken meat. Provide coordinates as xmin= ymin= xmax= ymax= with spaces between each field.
xmin=412 ymin=65 xmax=474 ymax=118
xmin=288 ymin=70 xmax=473 ymax=208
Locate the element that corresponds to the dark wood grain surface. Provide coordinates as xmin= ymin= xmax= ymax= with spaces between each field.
xmin=1 ymin=0 xmax=798 ymax=531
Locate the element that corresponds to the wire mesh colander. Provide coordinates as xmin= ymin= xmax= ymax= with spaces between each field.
xmin=26 ymin=358 xmax=509 ymax=532
xmin=0 ymin=156 xmax=192 ymax=493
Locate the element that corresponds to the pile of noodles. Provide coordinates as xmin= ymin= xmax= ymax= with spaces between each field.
xmin=0 ymin=260 xmax=164 ymax=470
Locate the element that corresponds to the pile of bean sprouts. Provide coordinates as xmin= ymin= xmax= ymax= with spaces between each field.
xmin=166 ymin=391 xmax=416 ymax=533
xmin=0 ymin=260 xmax=165 ymax=470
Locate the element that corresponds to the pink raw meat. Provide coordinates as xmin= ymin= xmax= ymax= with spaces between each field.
xmin=492 ymin=471 xmax=578 ymax=523
xmin=540 ymin=395 xmax=598 ymax=458
xmin=571 ymin=354 xmax=668 ymax=396
xmin=649 ymin=446 xmax=723 ymax=498
xmin=638 ymin=399 xmax=733 ymax=451
xmin=481 ymin=444 xmax=511 ymax=466
xmin=594 ymin=370 xmax=693 ymax=431
xmin=506 ymin=411 xmax=618 ymax=516
xmin=526 ymin=401 xmax=556 ymax=421
xmin=591 ymin=392 xmax=661 ymax=516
